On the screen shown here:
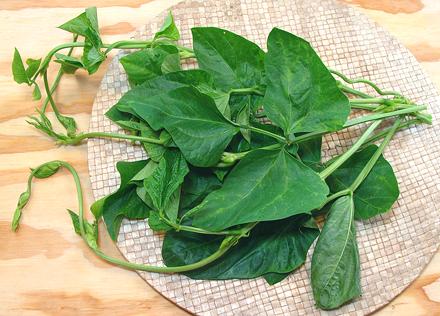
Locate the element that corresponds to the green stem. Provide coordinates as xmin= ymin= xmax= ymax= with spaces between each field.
xmin=239 ymin=124 xmax=286 ymax=143
xmin=230 ymin=87 xmax=264 ymax=96
xmin=330 ymin=68 xmax=403 ymax=98
xmin=41 ymin=35 xmax=79 ymax=113
xmin=220 ymin=143 xmax=282 ymax=165
xmin=61 ymin=131 xmax=167 ymax=145
xmin=319 ymin=120 xmax=381 ymax=179
xmin=345 ymin=105 xmax=426 ymax=127
xmin=349 ymin=118 xmax=402 ymax=192
xmin=160 ymin=215 xmax=247 ymax=236
xmin=360 ymin=118 xmax=420 ymax=150
xmin=338 ymin=83 xmax=373 ymax=99
xmin=13 ymin=160 xmax=248 ymax=273
xmin=43 ymin=71 xmax=64 ymax=119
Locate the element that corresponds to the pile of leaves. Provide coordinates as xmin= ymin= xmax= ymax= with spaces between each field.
xmin=11 ymin=8 xmax=431 ymax=310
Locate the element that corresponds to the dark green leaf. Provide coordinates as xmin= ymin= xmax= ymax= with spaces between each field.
xmin=297 ymin=135 xmax=322 ymax=170
xmin=311 ymin=195 xmax=361 ymax=309
xmin=180 ymin=167 xmax=222 ymax=212
xmin=140 ymin=123 xmax=172 ymax=162
xmin=263 ymin=272 xmax=290 ymax=285
xmin=263 ymin=28 xmax=349 ymax=135
xmin=12 ymin=48 xmax=29 ymax=84
xmin=192 ymin=27 xmax=265 ymax=90
xmin=326 ymin=145 xmax=399 ymax=219
xmin=32 ymin=161 xmax=62 ymax=178
xmin=190 ymin=149 xmax=329 ymax=231
xmin=91 ymin=160 xmax=151 ymax=240
xmin=163 ymin=214 xmax=318 ymax=280
xmin=54 ymin=53 xmax=84 ymax=74
xmin=236 ymin=96 xmax=251 ymax=143
xmin=120 ymin=45 xmax=181 ymax=86
xmin=154 ymin=11 xmax=180 ymax=41
xmin=117 ymin=86 xmax=239 ymax=167
xmin=148 ymin=211 xmax=172 ymax=232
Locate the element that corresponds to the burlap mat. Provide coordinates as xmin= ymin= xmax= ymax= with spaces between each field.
xmin=87 ymin=0 xmax=440 ymax=315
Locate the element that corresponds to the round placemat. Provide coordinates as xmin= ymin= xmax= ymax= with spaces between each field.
xmin=87 ymin=0 xmax=440 ymax=315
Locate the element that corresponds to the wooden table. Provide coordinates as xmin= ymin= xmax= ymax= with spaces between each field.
xmin=1 ymin=1 xmax=439 ymax=315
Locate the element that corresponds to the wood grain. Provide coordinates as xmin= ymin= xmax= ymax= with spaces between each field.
xmin=0 ymin=1 xmax=439 ymax=315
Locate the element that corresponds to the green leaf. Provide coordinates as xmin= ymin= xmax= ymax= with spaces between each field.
xmin=93 ymin=160 xmax=151 ymax=240
xmin=120 ymin=45 xmax=181 ymax=86
xmin=25 ymin=58 xmax=41 ymax=79
xmin=163 ymin=214 xmax=318 ymax=280
xmin=180 ymin=167 xmax=222 ymax=212
xmin=140 ymin=123 xmax=172 ymax=162
xmin=326 ymin=145 xmax=399 ymax=219
xmin=32 ymin=84 xmax=42 ymax=101
xmin=54 ymin=53 xmax=84 ymax=74
xmin=192 ymin=27 xmax=265 ymax=90
xmin=297 ymin=135 xmax=322 ymax=171
xmin=263 ymin=272 xmax=290 ymax=285
xmin=189 ymin=149 xmax=329 ymax=231
xmin=12 ymin=48 xmax=29 ymax=84
xmin=68 ymin=210 xmax=99 ymax=249
xmin=32 ymin=161 xmax=62 ymax=178
xmin=154 ymin=11 xmax=180 ymax=41
xmin=11 ymin=190 xmax=31 ymax=231
xmin=263 ymin=28 xmax=349 ymax=135
xmin=57 ymin=114 xmax=77 ymax=136
xmin=82 ymin=44 xmax=105 ymax=74
xmin=148 ymin=211 xmax=172 ymax=232
xmin=235 ymin=96 xmax=251 ymax=143
xmin=143 ymin=150 xmax=188 ymax=215
xmin=116 ymin=86 xmax=239 ymax=167
xmin=58 ymin=7 xmax=102 ymax=48
xmin=311 ymin=195 xmax=361 ymax=309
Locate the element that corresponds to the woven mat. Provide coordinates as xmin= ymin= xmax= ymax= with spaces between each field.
xmin=87 ymin=0 xmax=440 ymax=315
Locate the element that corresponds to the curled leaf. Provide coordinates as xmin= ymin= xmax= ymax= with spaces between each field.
xmin=154 ymin=11 xmax=180 ymax=41
xmin=32 ymin=161 xmax=62 ymax=179
xmin=11 ymin=191 xmax=31 ymax=231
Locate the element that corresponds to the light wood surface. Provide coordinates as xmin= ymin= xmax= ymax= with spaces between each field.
xmin=0 ymin=1 xmax=439 ymax=315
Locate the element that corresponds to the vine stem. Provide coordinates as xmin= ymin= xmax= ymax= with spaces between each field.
xmin=329 ymin=68 xmax=403 ymax=98
xmin=349 ymin=118 xmax=402 ymax=192
xmin=62 ymin=131 xmax=167 ymax=145
xmin=41 ymin=34 xmax=79 ymax=113
xmin=239 ymin=124 xmax=286 ymax=143
xmin=319 ymin=120 xmax=381 ymax=179
xmin=12 ymin=160 xmax=249 ymax=273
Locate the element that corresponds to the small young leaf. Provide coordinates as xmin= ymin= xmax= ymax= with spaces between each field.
xmin=54 ymin=53 xmax=84 ymax=74
xmin=120 ymin=45 xmax=181 ymax=86
xmin=25 ymin=58 xmax=42 ymax=79
xmin=68 ymin=210 xmax=99 ymax=249
xmin=82 ymin=45 xmax=105 ymax=74
xmin=32 ymin=161 xmax=62 ymax=178
xmin=144 ymin=150 xmax=188 ymax=214
xmin=11 ymin=191 xmax=30 ymax=231
xmin=311 ymin=195 xmax=361 ymax=309
xmin=32 ymin=84 xmax=42 ymax=100
xmin=154 ymin=11 xmax=180 ymax=41
xmin=12 ymin=48 xmax=29 ymax=84
xmin=58 ymin=7 xmax=102 ymax=48
xmin=57 ymin=114 xmax=77 ymax=136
